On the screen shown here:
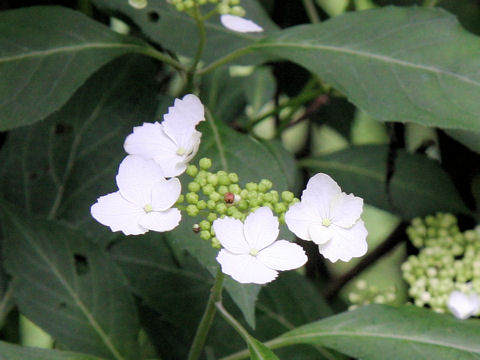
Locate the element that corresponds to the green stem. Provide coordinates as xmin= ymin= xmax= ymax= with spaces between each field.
xmin=187 ymin=267 xmax=225 ymax=360
xmin=139 ymin=47 xmax=187 ymax=71
xmin=215 ymin=301 xmax=253 ymax=343
xmin=186 ymin=4 xmax=207 ymax=92
xmin=302 ymin=0 xmax=321 ymax=23
xmin=196 ymin=46 xmax=255 ymax=75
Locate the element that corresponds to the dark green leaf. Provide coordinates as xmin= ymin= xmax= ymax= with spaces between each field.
xmin=0 ymin=55 xmax=160 ymax=243
xmin=301 ymin=145 xmax=469 ymax=219
xmin=0 ymin=6 xmax=149 ymax=130
xmin=273 ymin=305 xmax=480 ymax=360
xmin=446 ymin=129 xmax=480 ymax=154
xmin=92 ymin=0 xmax=277 ymax=65
xmin=255 ymin=7 xmax=480 ymax=131
xmin=244 ymin=66 xmax=276 ymax=117
xmin=0 ymin=340 xmax=103 ymax=360
xmin=0 ymin=201 xmax=140 ymax=360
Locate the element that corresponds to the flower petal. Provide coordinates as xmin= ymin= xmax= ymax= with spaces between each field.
xmin=243 ymin=207 xmax=279 ymax=251
xmin=220 ymin=15 xmax=264 ymax=33
xmin=257 ymin=240 xmax=307 ymax=271
xmin=90 ymin=192 xmax=147 ymax=235
xmin=213 ymin=217 xmax=250 ymax=254
xmin=448 ymin=291 xmax=480 ymax=320
xmin=318 ymin=220 xmax=368 ymax=262
xmin=309 ymin=223 xmax=333 ymax=245
xmin=216 ymin=251 xmax=277 ymax=284
xmin=151 ymin=177 xmax=181 ymax=211
xmin=302 ymin=173 xmax=342 ymax=219
xmin=284 ymin=202 xmax=317 ymax=241
xmin=124 ymin=122 xmax=177 ymax=161
xmin=153 ymin=152 xmax=188 ymax=178
xmin=139 ymin=208 xmax=181 ymax=232
xmin=330 ymin=192 xmax=363 ymax=228
xmin=116 ymin=155 xmax=164 ymax=206
xmin=162 ymin=94 xmax=204 ymax=147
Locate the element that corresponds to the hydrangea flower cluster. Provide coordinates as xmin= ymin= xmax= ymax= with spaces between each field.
xmin=347 ymin=280 xmax=397 ymax=310
xmin=91 ymin=94 xmax=368 ymax=285
xmin=402 ymin=213 xmax=480 ymax=318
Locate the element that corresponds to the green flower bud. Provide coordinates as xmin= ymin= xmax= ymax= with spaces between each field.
xmin=207 ymin=199 xmax=217 ymax=210
xmin=240 ymin=189 xmax=248 ymax=198
xmin=246 ymin=182 xmax=258 ymax=191
xmin=209 ymin=192 xmax=222 ymax=202
xmin=186 ymin=204 xmax=199 ymax=216
xmin=259 ymin=179 xmax=273 ymax=191
xmin=226 ymin=206 xmax=237 ymax=216
xmin=202 ymin=184 xmax=215 ymax=195
xmin=211 ymin=237 xmax=221 ymax=249
xmin=218 ymin=174 xmax=230 ymax=186
xmin=197 ymin=200 xmax=207 ymax=210
xmin=237 ymin=200 xmax=248 ymax=210
xmin=186 ymin=165 xmax=198 ymax=177
xmin=207 ymin=212 xmax=217 ymax=222
xmin=218 ymin=185 xmax=229 ymax=195
xmin=176 ymin=194 xmax=185 ymax=204
xmin=200 ymin=230 xmax=211 ymax=240
xmin=274 ymin=202 xmax=287 ymax=214
xmin=216 ymin=203 xmax=227 ymax=215
xmin=229 ymin=184 xmax=241 ymax=194
xmin=258 ymin=183 xmax=268 ymax=193
xmin=228 ymin=173 xmax=239 ymax=183
xmin=281 ymin=191 xmax=295 ymax=203
xmin=230 ymin=5 xmax=245 ymax=16
xmin=200 ymin=220 xmax=211 ymax=230
xmin=199 ymin=158 xmax=212 ymax=170
xmin=188 ymin=181 xmax=201 ymax=192
xmin=207 ymin=174 xmax=219 ymax=186
xmin=186 ymin=192 xmax=199 ymax=204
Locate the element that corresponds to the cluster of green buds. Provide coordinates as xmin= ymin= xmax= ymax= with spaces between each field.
xmin=347 ymin=280 xmax=397 ymax=310
xmin=178 ymin=157 xmax=299 ymax=248
xmin=166 ymin=0 xmax=246 ymax=17
xmin=402 ymin=213 xmax=480 ymax=313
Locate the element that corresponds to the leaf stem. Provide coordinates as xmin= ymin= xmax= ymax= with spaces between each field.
xmin=0 ymin=282 xmax=14 ymax=329
xmin=185 ymin=4 xmax=207 ymax=92
xmin=139 ymin=47 xmax=187 ymax=72
xmin=215 ymin=301 xmax=252 ymax=344
xmin=196 ymin=46 xmax=255 ymax=75
xmin=302 ymin=0 xmax=321 ymax=24
xmin=187 ymin=267 xmax=225 ymax=360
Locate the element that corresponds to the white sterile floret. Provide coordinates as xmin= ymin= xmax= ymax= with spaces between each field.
xmin=447 ymin=291 xmax=480 ymax=320
xmin=124 ymin=94 xmax=205 ymax=177
xmin=220 ymin=14 xmax=264 ymax=33
xmin=91 ymin=155 xmax=181 ymax=235
xmin=214 ymin=207 xmax=307 ymax=284
xmin=285 ymin=173 xmax=367 ymax=262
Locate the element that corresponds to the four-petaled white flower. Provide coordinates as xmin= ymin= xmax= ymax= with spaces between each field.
xmin=124 ymin=94 xmax=205 ymax=177
xmin=91 ymin=155 xmax=181 ymax=235
xmin=285 ymin=173 xmax=367 ymax=262
xmin=214 ymin=207 xmax=307 ymax=284
xmin=448 ymin=290 xmax=480 ymax=320
xmin=220 ymin=14 xmax=264 ymax=33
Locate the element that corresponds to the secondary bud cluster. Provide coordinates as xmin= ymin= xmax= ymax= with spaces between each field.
xmin=347 ymin=280 xmax=397 ymax=310
xmin=166 ymin=0 xmax=246 ymax=16
xmin=179 ymin=157 xmax=298 ymax=248
xmin=402 ymin=213 xmax=480 ymax=313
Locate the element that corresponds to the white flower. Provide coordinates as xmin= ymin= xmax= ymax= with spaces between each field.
xmin=91 ymin=155 xmax=181 ymax=235
xmin=214 ymin=207 xmax=307 ymax=284
xmin=124 ymin=94 xmax=204 ymax=177
xmin=448 ymin=290 xmax=480 ymax=320
xmin=285 ymin=173 xmax=367 ymax=262
xmin=220 ymin=14 xmax=264 ymax=33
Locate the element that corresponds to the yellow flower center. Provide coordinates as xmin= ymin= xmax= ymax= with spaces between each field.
xmin=249 ymin=248 xmax=258 ymax=256
xmin=144 ymin=204 xmax=153 ymax=213
xmin=176 ymin=147 xmax=186 ymax=156
xmin=322 ymin=218 xmax=331 ymax=227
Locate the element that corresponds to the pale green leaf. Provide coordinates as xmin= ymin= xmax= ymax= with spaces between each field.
xmin=0 ymin=202 xmax=140 ymax=360
xmin=0 ymin=6 xmax=150 ymax=130
xmin=272 ymin=305 xmax=480 ymax=360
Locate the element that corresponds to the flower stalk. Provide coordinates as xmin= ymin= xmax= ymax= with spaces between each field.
xmin=187 ymin=267 xmax=225 ymax=360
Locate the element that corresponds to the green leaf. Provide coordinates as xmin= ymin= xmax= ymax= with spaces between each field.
xmin=0 ymin=340 xmax=104 ymax=360
xmin=0 ymin=6 xmax=150 ymax=130
xmin=255 ymin=6 xmax=480 ymax=131
xmin=0 ymin=201 xmax=140 ymax=360
xmin=244 ymin=66 xmax=276 ymax=117
xmin=247 ymin=336 xmax=280 ymax=360
xmin=272 ymin=305 xmax=480 ymax=359
xmin=301 ymin=145 xmax=469 ymax=219
xmin=0 ymin=55 xmax=160 ymax=243
xmin=91 ymin=0 xmax=277 ymax=65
